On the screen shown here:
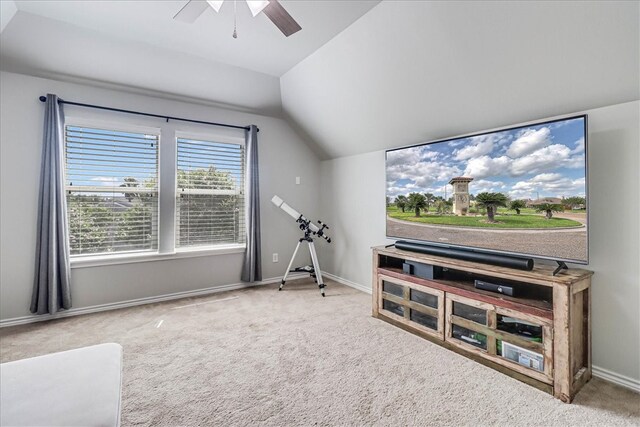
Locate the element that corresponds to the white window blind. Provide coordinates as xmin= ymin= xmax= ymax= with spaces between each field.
xmin=65 ymin=125 xmax=159 ymax=256
xmin=176 ymin=137 xmax=245 ymax=248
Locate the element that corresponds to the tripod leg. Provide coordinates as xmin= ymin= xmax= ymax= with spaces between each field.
xmin=280 ymin=241 xmax=301 ymax=291
xmin=308 ymin=241 xmax=325 ymax=297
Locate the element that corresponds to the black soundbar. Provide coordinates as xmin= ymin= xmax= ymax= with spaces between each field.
xmin=394 ymin=241 xmax=534 ymax=271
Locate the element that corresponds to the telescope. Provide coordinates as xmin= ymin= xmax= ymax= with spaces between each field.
xmin=272 ymin=195 xmax=331 ymax=297
xmin=272 ymin=196 xmax=331 ymax=243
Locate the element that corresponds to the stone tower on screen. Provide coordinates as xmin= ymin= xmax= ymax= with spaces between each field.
xmin=449 ymin=177 xmax=474 ymax=216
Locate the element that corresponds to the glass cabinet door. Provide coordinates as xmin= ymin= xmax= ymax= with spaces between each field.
xmin=409 ymin=288 xmax=439 ymax=330
xmin=445 ymin=293 xmax=553 ymax=383
xmin=447 ymin=297 xmax=491 ymax=351
xmin=381 ymin=281 xmax=405 ymax=316
xmin=378 ymin=275 xmax=444 ymax=339
xmin=493 ymin=309 xmax=551 ymax=379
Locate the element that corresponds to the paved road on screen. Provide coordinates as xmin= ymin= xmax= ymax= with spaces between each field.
xmin=387 ymin=215 xmax=588 ymax=261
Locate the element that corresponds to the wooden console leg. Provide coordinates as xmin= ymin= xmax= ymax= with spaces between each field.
xmin=372 ymin=251 xmax=379 ymax=316
xmin=553 ymin=285 xmax=572 ymax=403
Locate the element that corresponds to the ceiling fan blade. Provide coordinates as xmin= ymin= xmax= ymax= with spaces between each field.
xmin=173 ymin=0 xmax=210 ymax=23
xmin=263 ymin=0 xmax=301 ymax=37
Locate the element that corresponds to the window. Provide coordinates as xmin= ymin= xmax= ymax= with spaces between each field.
xmin=65 ymin=125 xmax=159 ymax=256
xmin=176 ymin=136 xmax=245 ymax=248
xmin=63 ymin=121 xmax=246 ymax=263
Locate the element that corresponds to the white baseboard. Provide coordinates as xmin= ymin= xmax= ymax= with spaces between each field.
xmin=0 ymin=273 xmax=307 ymax=328
xmin=322 ymin=271 xmax=372 ymax=295
xmin=592 ymin=365 xmax=640 ymax=393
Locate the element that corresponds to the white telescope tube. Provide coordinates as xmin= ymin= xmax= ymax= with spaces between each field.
xmin=272 ymin=195 xmax=320 ymax=233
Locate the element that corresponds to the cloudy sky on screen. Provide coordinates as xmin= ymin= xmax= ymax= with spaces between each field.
xmin=386 ymin=117 xmax=586 ymax=200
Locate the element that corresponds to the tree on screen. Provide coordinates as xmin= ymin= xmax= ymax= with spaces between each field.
xmin=536 ymin=203 xmax=564 ymax=220
xmin=475 ymin=192 xmax=508 ymax=223
xmin=563 ymin=196 xmax=586 ymax=210
xmin=394 ymin=195 xmax=408 ymax=213
xmin=423 ymin=193 xmax=436 ymax=213
xmin=407 ymin=193 xmax=427 ymax=217
xmin=509 ymin=200 xmax=526 ymax=215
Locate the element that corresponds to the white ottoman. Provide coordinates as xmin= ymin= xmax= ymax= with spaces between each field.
xmin=1 ymin=343 xmax=123 ymax=427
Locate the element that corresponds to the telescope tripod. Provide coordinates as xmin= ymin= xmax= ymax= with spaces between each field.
xmin=279 ymin=233 xmax=326 ymax=297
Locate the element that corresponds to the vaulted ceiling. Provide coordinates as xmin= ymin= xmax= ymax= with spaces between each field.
xmin=281 ymin=1 xmax=640 ymax=159
xmin=1 ymin=1 xmax=638 ymax=159
xmin=0 ymin=1 xmax=379 ymax=116
xmin=10 ymin=0 xmax=379 ymax=76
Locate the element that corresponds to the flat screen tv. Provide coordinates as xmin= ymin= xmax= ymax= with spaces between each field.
xmin=386 ymin=115 xmax=588 ymax=264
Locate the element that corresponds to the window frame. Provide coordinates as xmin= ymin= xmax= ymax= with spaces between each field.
xmin=64 ymin=118 xmax=162 ymax=259
xmin=174 ymin=130 xmax=246 ymax=252
xmin=64 ymin=119 xmax=247 ymax=269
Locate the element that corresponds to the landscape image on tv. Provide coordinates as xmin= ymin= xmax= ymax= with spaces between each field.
xmin=386 ymin=115 xmax=587 ymax=263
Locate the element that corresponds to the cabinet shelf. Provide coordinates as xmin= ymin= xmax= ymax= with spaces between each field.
xmin=372 ymin=246 xmax=593 ymax=403
xmin=378 ymin=266 xmax=553 ymax=319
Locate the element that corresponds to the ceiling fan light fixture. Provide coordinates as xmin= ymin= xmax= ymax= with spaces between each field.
xmin=206 ymin=0 xmax=224 ymax=13
xmin=246 ymin=0 xmax=269 ymax=17
xmin=173 ymin=0 xmax=300 ymax=37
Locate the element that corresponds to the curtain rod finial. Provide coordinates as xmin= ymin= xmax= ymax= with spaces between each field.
xmin=39 ymin=96 xmax=47 ymax=102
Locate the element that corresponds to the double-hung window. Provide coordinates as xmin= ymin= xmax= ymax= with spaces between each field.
xmin=176 ymin=136 xmax=245 ymax=249
xmin=63 ymin=121 xmax=246 ymax=262
xmin=65 ymin=125 xmax=159 ymax=256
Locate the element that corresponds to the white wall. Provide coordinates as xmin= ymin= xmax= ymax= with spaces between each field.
xmin=0 ymin=71 xmax=320 ymax=321
xmin=282 ymin=1 xmax=639 ymax=159
xmin=318 ymin=101 xmax=640 ymax=385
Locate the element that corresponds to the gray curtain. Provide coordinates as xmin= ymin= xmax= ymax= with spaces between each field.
xmin=30 ymin=94 xmax=72 ymax=314
xmin=241 ymin=125 xmax=262 ymax=282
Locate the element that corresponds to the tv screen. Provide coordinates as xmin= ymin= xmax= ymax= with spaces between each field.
xmin=386 ymin=115 xmax=588 ymax=264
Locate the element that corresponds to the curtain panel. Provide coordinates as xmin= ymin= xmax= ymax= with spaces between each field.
xmin=31 ymin=94 xmax=72 ymax=314
xmin=241 ymin=125 xmax=261 ymax=282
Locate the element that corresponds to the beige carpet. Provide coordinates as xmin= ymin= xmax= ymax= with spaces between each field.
xmin=1 ymin=279 xmax=638 ymax=426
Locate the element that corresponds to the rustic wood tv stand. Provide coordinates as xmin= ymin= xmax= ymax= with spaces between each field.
xmin=372 ymin=246 xmax=593 ymax=403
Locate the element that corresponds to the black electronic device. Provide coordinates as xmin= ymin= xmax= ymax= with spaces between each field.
xmin=497 ymin=316 xmax=542 ymax=340
xmin=394 ymin=241 xmax=534 ymax=271
xmin=474 ymin=279 xmax=515 ymax=296
xmin=402 ymin=260 xmax=442 ymax=280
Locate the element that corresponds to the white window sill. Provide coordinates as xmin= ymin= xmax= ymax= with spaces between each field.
xmin=70 ymin=244 xmax=246 ymax=269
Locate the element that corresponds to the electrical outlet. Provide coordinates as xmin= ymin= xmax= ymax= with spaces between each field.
xmin=272 ymin=253 xmax=278 ymax=263
xmin=295 ymin=176 xmax=301 ymax=185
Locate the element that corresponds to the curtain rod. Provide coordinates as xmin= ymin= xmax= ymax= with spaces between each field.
xmin=38 ymin=96 xmax=258 ymax=132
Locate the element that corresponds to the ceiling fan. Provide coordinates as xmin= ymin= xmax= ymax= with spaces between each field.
xmin=173 ymin=0 xmax=302 ymax=38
